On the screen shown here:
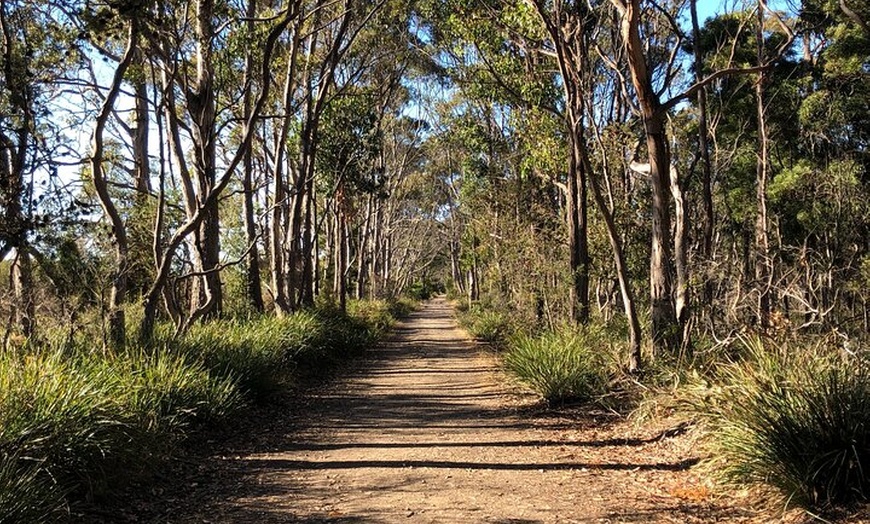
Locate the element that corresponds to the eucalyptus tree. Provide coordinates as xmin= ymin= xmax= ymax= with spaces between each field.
xmin=0 ymin=0 xmax=38 ymax=336
xmin=88 ymin=9 xmax=139 ymax=348
xmin=318 ymin=91 xmax=382 ymax=311
xmin=604 ymin=0 xmax=794 ymax=352
xmin=418 ymin=0 xmax=598 ymax=323
xmin=524 ymin=0 xmax=643 ymax=368
xmin=265 ymin=0 xmax=388 ymax=313
xmin=0 ymin=0 xmax=78 ymax=337
xmin=137 ymin=0 xmax=301 ymax=340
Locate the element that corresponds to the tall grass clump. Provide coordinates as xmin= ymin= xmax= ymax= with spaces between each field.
xmin=0 ymin=453 xmax=66 ymax=523
xmin=0 ymin=298 xmax=400 ymax=518
xmin=174 ymin=312 xmax=324 ymax=397
xmin=689 ymin=337 xmax=870 ymax=510
xmin=503 ymin=327 xmax=609 ymax=403
xmin=348 ymin=298 xmax=415 ymax=334
xmin=174 ymin=301 xmax=401 ymax=397
xmin=111 ymin=350 xmax=241 ymax=436
xmin=0 ymin=347 xmax=241 ymax=519
xmin=459 ymin=305 xmax=515 ymax=348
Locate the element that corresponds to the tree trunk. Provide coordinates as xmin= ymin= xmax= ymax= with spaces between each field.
xmin=335 ymin=185 xmax=348 ymax=312
xmin=754 ymin=1 xmax=771 ymax=329
xmin=529 ymin=2 xmax=590 ymax=325
xmin=567 ymin=120 xmax=590 ymax=324
xmin=583 ymin=149 xmax=643 ymax=370
xmin=646 ymin=121 xmax=679 ymax=351
xmin=11 ymin=248 xmax=34 ymax=337
xmin=615 ymin=0 xmax=679 ymax=353
xmin=0 ymin=0 xmax=35 ymax=337
xmin=271 ymin=17 xmax=304 ymax=314
xmin=301 ymin=174 xmax=316 ymax=306
xmin=90 ymin=23 xmax=137 ymax=348
xmin=242 ymin=0 xmax=264 ymax=313
xmin=670 ymin=165 xmax=690 ymax=332
xmin=133 ymin=72 xmax=151 ymax=195
xmin=690 ymin=0 xmax=715 ymax=310
xmin=371 ymin=197 xmax=384 ymax=297
xmin=356 ymin=195 xmax=373 ymax=300
xmin=188 ymin=0 xmax=222 ymax=320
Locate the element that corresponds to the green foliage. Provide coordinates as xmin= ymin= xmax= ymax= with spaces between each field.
xmin=460 ymin=304 xmax=516 ymax=347
xmin=0 ymin=347 xmax=241 ymax=518
xmin=348 ymin=298 xmax=413 ymax=336
xmin=407 ymin=277 xmax=442 ymax=300
xmin=503 ymin=327 xmax=610 ymax=404
xmin=174 ymin=312 xmax=323 ymax=397
xmin=317 ymin=90 xmax=384 ymax=192
xmin=0 ymin=301 xmax=400 ymax=519
xmin=0 ymin=453 xmax=66 ymax=524
xmin=687 ymin=337 xmax=870 ymax=509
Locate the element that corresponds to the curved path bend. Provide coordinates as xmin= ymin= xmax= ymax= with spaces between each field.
xmin=172 ymin=298 xmax=754 ymax=524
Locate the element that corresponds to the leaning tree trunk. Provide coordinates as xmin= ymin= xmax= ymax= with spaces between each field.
xmin=90 ymin=22 xmax=138 ymax=348
xmin=582 ymin=144 xmax=643 ymax=370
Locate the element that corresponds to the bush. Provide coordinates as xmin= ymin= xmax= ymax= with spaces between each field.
xmin=688 ymin=337 xmax=870 ymax=510
xmin=503 ymin=327 xmax=609 ymax=403
xmin=459 ymin=306 xmax=515 ymax=347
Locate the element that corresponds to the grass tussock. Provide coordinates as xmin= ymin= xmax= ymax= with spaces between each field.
xmin=0 ymin=348 xmax=240 ymax=522
xmin=503 ymin=327 xmax=610 ymax=404
xmin=0 ymin=299 xmax=404 ymax=522
xmin=687 ymin=336 xmax=870 ymax=510
xmin=459 ymin=305 xmax=515 ymax=347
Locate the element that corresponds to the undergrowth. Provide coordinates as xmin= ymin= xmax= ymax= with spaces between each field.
xmin=685 ymin=336 xmax=870 ymax=511
xmin=503 ymin=327 xmax=611 ymax=404
xmin=457 ymin=304 xmax=516 ymax=348
xmin=0 ymin=299 xmax=407 ymax=522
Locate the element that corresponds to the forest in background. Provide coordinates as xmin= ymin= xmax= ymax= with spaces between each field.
xmin=1 ymin=0 xmax=869 ymax=520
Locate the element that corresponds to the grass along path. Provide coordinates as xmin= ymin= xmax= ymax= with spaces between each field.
xmin=159 ymin=298 xmax=765 ymax=523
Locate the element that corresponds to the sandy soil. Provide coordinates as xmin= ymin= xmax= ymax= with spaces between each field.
xmin=105 ymin=298 xmax=857 ymax=523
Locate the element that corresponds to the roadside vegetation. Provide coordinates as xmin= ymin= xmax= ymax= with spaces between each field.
xmin=0 ymin=299 xmax=409 ymax=522
xmin=458 ymin=299 xmax=870 ymax=516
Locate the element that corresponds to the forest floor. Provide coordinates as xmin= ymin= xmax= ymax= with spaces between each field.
xmin=94 ymin=298 xmax=831 ymax=523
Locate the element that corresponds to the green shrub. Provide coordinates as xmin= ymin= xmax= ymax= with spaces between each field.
xmin=461 ymin=306 xmax=514 ymax=347
xmin=346 ymin=298 xmax=414 ymax=336
xmin=0 ymin=351 xmax=123 ymax=483
xmin=689 ymin=337 xmax=870 ymax=509
xmin=0 ymin=347 xmax=241 ymax=516
xmin=113 ymin=350 xmax=241 ymax=434
xmin=503 ymin=327 xmax=609 ymax=403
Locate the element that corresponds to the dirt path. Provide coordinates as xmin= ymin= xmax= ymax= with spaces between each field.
xmin=166 ymin=298 xmax=761 ymax=523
